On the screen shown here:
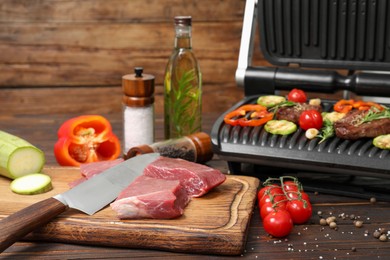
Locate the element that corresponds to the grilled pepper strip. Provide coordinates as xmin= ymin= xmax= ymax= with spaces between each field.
xmin=54 ymin=115 xmax=121 ymax=166
xmin=334 ymin=99 xmax=384 ymax=113
xmin=224 ymin=104 xmax=273 ymax=127
xmin=333 ymin=99 xmax=355 ymax=113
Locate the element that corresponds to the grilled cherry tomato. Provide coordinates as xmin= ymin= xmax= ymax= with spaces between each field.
xmin=287 ymin=89 xmax=307 ymax=103
xmin=54 ymin=115 xmax=121 ymax=166
xmin=263 ymin=209 xmax=293 ymax=237
xmin=299 ymin=110 xmax=323 ymax=130
xmin=286 ymin=199 xmax=312 ymax=224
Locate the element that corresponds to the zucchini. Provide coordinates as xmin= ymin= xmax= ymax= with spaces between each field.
xmin=10 ymin=173 xmax=52 ymax=195
xmin=264 ymin=120 xmax=297 ymax=135
xmin=0 ymin=130 xmax=45 ymax=179
xmin=373 ymin=134 xmax=390 ymax=150
xmin=257 ymin=95 xmax=286 ymax=108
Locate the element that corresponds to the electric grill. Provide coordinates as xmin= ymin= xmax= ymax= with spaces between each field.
xmin=211 ymin=0 xmax=390 ymax=197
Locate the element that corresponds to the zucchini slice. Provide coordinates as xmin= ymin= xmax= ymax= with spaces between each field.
xmin=257 ymin=95 xmax=286 ymax=108
xmin=264 ymin=120 xmax=297 ymax=135
xmin=373 ymin=134 xmax=390 ymax=150
xmin=10 ymin=173 xmax=53 ymax=195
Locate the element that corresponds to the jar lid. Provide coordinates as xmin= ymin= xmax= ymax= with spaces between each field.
xmin=122 ymin=67 xmax=154 ymax=97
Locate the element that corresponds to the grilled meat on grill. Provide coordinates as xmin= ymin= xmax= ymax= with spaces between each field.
xmin=334 ymin=109 xmax=390 ymax=140
xmin=275 ymin=103 xmax=322 ymax=124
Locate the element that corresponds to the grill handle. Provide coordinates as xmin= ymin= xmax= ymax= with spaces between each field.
xmin=243 ymin=66 xmax=390 ymax=97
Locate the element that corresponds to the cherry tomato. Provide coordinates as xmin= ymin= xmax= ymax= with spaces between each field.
xmin=286 ymin=191 xmax=310 ymax=202
xmin=286 ymin=199 xmax=313 ymax=224
xmin=287 ymin=89 xmax=307 ymax=103
xmin=282 ymin=181 xmax=301 ymax=193
xmin=259 ymin=193 xmax=286 ymax=208
xmin=263 ymin=210 xmax=293 ymax=237
xmin=258 ymin=185 xmax=282 ymax=201
xmin=260 ymin=201 xmax=287 ymax=220
xmin=299 ymin=110 xmax=323 ymax=130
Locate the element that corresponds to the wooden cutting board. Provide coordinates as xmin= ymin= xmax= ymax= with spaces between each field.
xmin=0 ymin=167 xmax=259 ymax=256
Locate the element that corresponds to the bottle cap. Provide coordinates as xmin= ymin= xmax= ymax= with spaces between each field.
xmin=122 ymin=67 xmax=154 ymax=98
xmin=174 ymin=16 xmax=192 ymax=26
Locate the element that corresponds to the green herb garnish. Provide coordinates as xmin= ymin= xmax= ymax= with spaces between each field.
xmin=357 ymin=106 xmax=390 ymax=126
xmin=317 ymin=119 xmax=334 ymax=144
xmin=268 ymin=101 xmax=296 ymax=115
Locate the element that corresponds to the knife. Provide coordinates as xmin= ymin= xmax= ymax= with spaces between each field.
xmin=0 ymin=153 xmax=160 ymax=252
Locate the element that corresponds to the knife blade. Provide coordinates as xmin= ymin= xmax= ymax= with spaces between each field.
xmin=0 ymin=153 xmax=160 ymax=252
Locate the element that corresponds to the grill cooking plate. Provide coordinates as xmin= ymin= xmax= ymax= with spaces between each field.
xmin=211 ymin=96 xmax=390 ymax=179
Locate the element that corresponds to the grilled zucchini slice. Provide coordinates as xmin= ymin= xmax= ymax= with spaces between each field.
xmin=373 ymin=134 xmax=390 ymax=150
xmin=264 ymin=120 xmax=297 ymax=135
xmin=257 ymin=95 xmax=286 ymax=108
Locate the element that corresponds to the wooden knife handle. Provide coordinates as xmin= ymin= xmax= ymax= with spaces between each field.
xmin=0 ymin=197 xmax=67 ymax=252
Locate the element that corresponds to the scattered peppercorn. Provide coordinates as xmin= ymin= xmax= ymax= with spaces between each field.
xmin=379 ymin=234 xmax=388 ymax=242
xmin=354 ymin=220 xmax=363 ymax=228
xmin=326 ymin=216 xmax=336 ymax=225
xmin=373 ymin=230 xmax=382 ymax=238
xmin=319 ymin=218 xmax=327 ymax=226
xmin=329 ymin=222 xmax=337 ymax=229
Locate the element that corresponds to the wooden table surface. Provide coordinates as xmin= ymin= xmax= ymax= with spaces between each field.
xmin=1 ymin=112 xmax=390 ymax=259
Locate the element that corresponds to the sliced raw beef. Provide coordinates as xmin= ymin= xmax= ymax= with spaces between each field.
xmin=110 ymin=175 xmax=190 ymax=219
xmin=68 ymin=158 xmax=124 ymax=188
xmin=143 ymin=156 xmax=226 ymax=197
xmin=81 ymin=158 xmax=124 ymax=179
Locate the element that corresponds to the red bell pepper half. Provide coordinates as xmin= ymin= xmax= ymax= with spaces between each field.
xmin=54 ymin=115 xmax=121 ymax=166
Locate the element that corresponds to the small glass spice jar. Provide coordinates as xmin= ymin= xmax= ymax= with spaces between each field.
xmin=122 ymin=67 xmax=155 ymax=155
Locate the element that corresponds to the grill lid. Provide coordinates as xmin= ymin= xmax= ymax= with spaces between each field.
xmin=259 ymin=0 xmax=390 ymax=71
xmin=236 ymin=0 xmax=390 ymax=97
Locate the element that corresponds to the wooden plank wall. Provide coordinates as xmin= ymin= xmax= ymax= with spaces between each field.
xmin=0 ymin=0 xmax=268 ymax=116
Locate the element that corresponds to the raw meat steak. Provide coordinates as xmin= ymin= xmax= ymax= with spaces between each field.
xmin=110 ymin=175 xmax=190 ymax=219
xmin=68 ymin=158 xmax=124 ymax=188
xmin=143 ymin=156 xmax=226 ymax=197
xmin=81 ymin=158 xmax=124 ymax=179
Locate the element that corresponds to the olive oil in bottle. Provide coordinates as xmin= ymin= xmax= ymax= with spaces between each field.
xmin=164 ymin=16 xmax=202 ymax=139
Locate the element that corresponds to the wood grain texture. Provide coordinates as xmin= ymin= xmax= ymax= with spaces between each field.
xmin=0 ymin=197 xmax=67 ymax=252
xmin=0 ymin=0 xmax=256 ymax=87
xmin=0 ymin=167 xmax=260 ymax=256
